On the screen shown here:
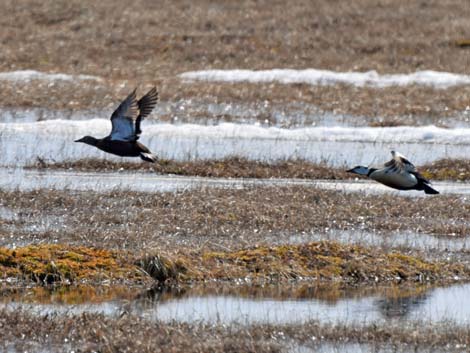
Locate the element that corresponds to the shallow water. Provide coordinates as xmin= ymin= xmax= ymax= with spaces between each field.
xmin=135 ymin=284 xmax=470 ymax=326
xmin=285 ymin=229 xmax=470 ymax=253
xmin=291 ymin=342 xmax=467 ymax=353
xmin=2 ymin=103 xmax=468 ymax=128
xmin=0 ymin=206 xmax=17 ymax=221
xmin=0 ymin=168 xmax=468 ymax=196
xmin=2 ymin=283 xmax=470 ymax=327
xmin=2 ymin=119 xmax=470 ymax=167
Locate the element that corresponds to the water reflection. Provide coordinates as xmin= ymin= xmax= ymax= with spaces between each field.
xmin=2 ymin=282 xmax=470 ymax=326
xmin=376 ymin=292 xmax=428 ymax=319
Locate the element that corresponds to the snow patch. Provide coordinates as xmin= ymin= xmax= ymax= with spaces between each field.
xmin=1 ymin=119 xmax=470 ymax=167
xmin=0 ymin=70 xmax=102 ymax=82
xmin=180 ymin=69 xmax=470 ymax=88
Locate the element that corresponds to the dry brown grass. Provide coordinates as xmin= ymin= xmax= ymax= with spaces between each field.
xmin=0 ymin=311 xmax=282 ymax=353
xmin=32 ymin=157 xmax=470 ymax=181
xmin=175 ymin=241 xmax=467 ymax=283
xmin=0 ymin=0 xmax=468 ymax=119
xmin=171 ymin=83 xmax=470 ymax=121
xmin=1 ymin=186 xmax=469 ymax=258
xmin=31 ymin=157 xmax=351 ymax=179
xmin=1 ymin=0 xmax=468 ymax=76
xmin=1 ymin=310 xmax=470 ymax=353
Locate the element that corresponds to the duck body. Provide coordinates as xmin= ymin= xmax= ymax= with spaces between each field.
xmin=368 ymin=168 xmax=418 ymax=190
xmin=75 ymin=87 xmax=159 ymax=163
xmin=347 ymin=151 xmax=439 ymax=195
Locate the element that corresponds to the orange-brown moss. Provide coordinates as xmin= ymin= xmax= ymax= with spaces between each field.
xmin=455 ymin=39 xmax=470 ymax=48
xmin=1 ymin=242 xmax=468 ymax=286
xmin=0 ymin=245 xmax=147 ymax=285
xmin=174 ymin=241 xmax=469 ymax=283
xmin=420 ymin=159 xmax=470 ymax=181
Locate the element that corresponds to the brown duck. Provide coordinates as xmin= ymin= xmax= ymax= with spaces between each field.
xmin=75 ymin=87 xmax=159 ymax=162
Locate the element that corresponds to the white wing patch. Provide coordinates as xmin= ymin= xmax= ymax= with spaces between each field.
xmin=389 ymin=150 xmax=417 ymax=173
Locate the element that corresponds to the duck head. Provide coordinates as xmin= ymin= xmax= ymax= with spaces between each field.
xmin=347 ymin=166 xmax=370 ymax=176
xmin=75 ymin=136 xmax=99 ymax=146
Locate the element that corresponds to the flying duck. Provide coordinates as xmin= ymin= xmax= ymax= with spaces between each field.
xmin=75 ymin=87 xmax=159 ymax=162
xmin=347 ymin=151 xmax=439 ymax=194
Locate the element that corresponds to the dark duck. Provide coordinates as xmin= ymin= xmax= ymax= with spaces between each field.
xmin=75 ymin=87 xmax=159 ymax=162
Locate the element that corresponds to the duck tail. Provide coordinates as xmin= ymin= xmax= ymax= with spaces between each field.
xmin=140 ymin=152 xmax=158 ymax=163
xmin=423 ymin=183 xmax=439 ymax=195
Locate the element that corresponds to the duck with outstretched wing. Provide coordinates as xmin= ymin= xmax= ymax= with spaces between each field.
xmin=76 ymin=87 xmax=159 ymax=163
xmin=347 ymin=151 xmax=439 ymax=195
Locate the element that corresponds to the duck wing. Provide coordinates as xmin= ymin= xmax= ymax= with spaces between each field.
xmin=384 ymin=151 xmax=417 ymax=173
xmin=134 ymin=87 xmax=159 ymax=141
xmin=384 ymin=151 xmax=431 ymax=183
xmin=109 ymin=89 xmax=139 ymax=141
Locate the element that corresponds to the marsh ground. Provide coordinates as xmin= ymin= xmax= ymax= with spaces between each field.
xmin=31 ymin=157 xmax=470 ymax=182
xmin=0 ymin=0 xmax=469 ymax=122
xmin=2 ymin=310 xmax=470 ymax=353
xmin=1 ymin=0 xmax=470 ymax=351
xmin=2 ymin=187 xmax=470 ymax=251
xmin=2 ymin=184 xmax=470 ymax=351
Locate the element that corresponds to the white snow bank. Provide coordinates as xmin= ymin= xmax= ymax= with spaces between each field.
xmin=180 ymin=69 xmax=470 ymax=88
xmin=1 ymin=119 xmax=470 ymax=167
xmin=0 ymin=70 xmax=102 ymax=82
